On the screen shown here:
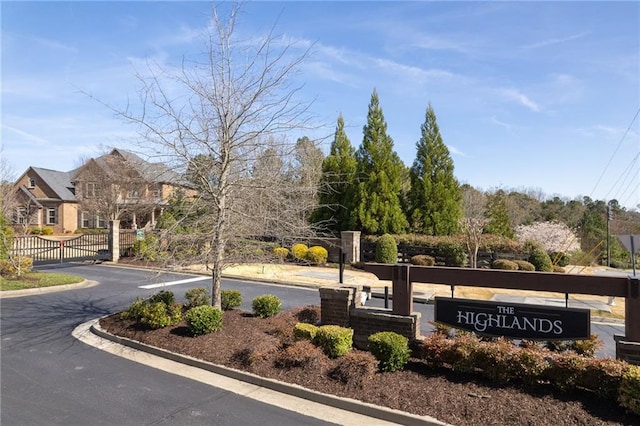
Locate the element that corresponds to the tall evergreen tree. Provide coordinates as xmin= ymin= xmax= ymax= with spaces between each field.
xmin=484 ymin=189 xmax=514 ymax=238
xmin=407 ymin=103 xmax=462 ymax=235
xmin=313 ymin=115 xmax=357 ymax=233
xmin=352 ymin=90 xmax=408 ymax=235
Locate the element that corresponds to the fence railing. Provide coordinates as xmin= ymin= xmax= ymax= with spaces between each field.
xmin=13 ymin=234 xmax=110 ymax=264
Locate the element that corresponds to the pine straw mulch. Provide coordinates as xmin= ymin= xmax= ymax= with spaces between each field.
xmin=100 ymin=306 xmax=638 ymax=426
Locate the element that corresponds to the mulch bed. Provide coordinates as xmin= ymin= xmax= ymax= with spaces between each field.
xmin=100 ymin=307 xmax=638 ymax=425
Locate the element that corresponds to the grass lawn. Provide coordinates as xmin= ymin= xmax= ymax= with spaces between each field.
xmin=0 ymin=271 xmax=84 ymax=291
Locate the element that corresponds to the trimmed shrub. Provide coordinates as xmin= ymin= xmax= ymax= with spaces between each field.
xmin=273 ymin=247 xmax=289 ymax=260
xmin=275 ymin=340 xmax=322 ymax=369
xmin=410 ymin=254 xmax=435 ymax=266
xmin=367 ymin=331 xmax=410 ymax=372
xmin=575 ymin=358 xmax=627 ymax=400
xmin=120 ymin=298 xmax=148 ymax=321
xmin=133 ymin=233 xmax=160 ymax=261
xmin=184 ymin=287 xmax=210 ymax=310
xmin=185 ymin=305 xmax=223 ymax=336
xmin=375 ymin=234 xmax=397 ymax=264
xmin=492 ymin=259 xmax=518 ymax=270
xmin=252 ymin=294 xmax=282 ymax=318
xmin=140 ymin=302 xmax=182 ymax=329
xmin=328 ymin=351 xmax=378 ymax=388
xmin=149 ymin=290 xmax=175 ymax=306
xmin=439 ymin=242 xmax=468 ymax=267
xmin=221 ymin=289 xmax=242 ymax=310
xmin=528 ymin=247 xmax=553 ymax=272
xmin=29 ymin=227 xmax=42 ymax=235
xmin=619 ymin=365 xmax=640 ymax=415
xmin=313 ymin=325 xmax=353 ymax=358
xmin=41 ymin=226 xmax=54 ymax=235
xmin=294 ymin=322 xmax=318 ymax=341
xmin=513 ymin=259 xmax=535 ymax=271
xmin=305 ymin=246 xmax=328 ymax=264
xmin=291 ymin=243 xmax=309 ymax=261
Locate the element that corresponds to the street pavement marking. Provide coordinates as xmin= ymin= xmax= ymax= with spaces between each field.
xmin=139 ymin=276 xmax=209 ymax=289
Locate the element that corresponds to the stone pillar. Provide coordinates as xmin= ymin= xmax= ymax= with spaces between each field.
xmin=108 ymin=220 xmax=120 ymax=263
xmin=340 ymin=231 xmax=361 ymax=264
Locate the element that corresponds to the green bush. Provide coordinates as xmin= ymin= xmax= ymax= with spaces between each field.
xmin=140 ymin=302 xmax=182 ymax=329
xmin=291 ymin=243 xmax=309 ymax=261
xmin=513 ymin=259 xmax=535 ymax=271
xmin=185 ymin=287 xmax=210 ymax=310
xmin=492 ymin=259 xmax=518 ymax=270
xmin=149 ymin=290 xmax=175 ymax=306
xmin=41 ymin=226 xmax=54 ymax=235
xmin=619 ymin=365 xmax=640 ymax=415
xmin=439 ymin=242 xmax=468 ymax=267
xmin=305 ymin=246 xmax=328 ymax=264
xmin=367 ymin=331 xmax=410 ymax=372
xmin=528 ymin=247 xmax=553 ymax=272
xmin=29 ymin=227 xmax=42 ymax=235
xmin=273 ymin=247 xmax=289 ymax=260
xmin=252 ymin=294 xmax=282 ymax=318
xmin=120 ymin=298 xmax=148 ymax=321
xmin=294 ymin=322 xmax=318 ymax=341
xmin=0 ymin=257 xmax=34 ymax=277
xmin=313 ymin=325 xmax=353 ymax=358
xmin=375 ymin=234 xmax=397 ymax=264
xmin=409 ymin=254 xmax=435 ymax=266
xmin=550 ymin=251 xmax=571 ymax=267
xmin=133 ymin=233 xmax=160 ymax=261
xmin=185 ymin=305 xmax=223 ymax=336
xmin=221 ymin=289 xmax=243 ymax=310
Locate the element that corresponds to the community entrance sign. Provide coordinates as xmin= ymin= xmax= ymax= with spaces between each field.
xmin=434 ymin=297 xmax=591 ymax=340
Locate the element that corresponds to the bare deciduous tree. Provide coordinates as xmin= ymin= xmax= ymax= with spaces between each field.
xmin=460 ymin=185 xmax=487 ymax=268
xmin=112 ymin=3 xmax=317 ymax=308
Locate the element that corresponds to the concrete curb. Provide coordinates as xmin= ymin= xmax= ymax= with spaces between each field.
xmin=0 ymin=279 xmax=99 ymax=298
xmin=89 ymin=318 xmax=448 ymax=426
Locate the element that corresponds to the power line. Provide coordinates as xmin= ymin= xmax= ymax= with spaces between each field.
xmin=590 ymin=107 xmax=640 ymax=199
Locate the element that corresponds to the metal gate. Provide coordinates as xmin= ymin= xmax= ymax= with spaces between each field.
xmin=13 ymin=234 xmax=110 ymax=265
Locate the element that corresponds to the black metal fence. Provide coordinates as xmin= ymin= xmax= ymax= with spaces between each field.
xmin=13 ymin=234 xmax=110 ymax=265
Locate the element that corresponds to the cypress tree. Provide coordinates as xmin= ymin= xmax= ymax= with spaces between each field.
xmin=313 ymin=115 xmax=357 ymax=233
xmin=352 ymin=90 xmax=408 ymax=235
xmin=408 ymin=103 xmax=462 ymax=235
xmin=484 ymin=189 xmax=514 ymax=238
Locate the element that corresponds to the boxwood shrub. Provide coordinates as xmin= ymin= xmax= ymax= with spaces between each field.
xmin=368 ymin=331 xmax=410 ymax=372
xmin=294 ymin=322 xmax=318 ymax=341
xmin=375 ymin=234 xmax=397 ymax=264
xmin=184 ymin=287 xmax=210 ymax=310
xmin=313 ymin=325 xmax=353 ymax=358
xmin=306 ymin=246 xmax=328 ymax=264
xmin=221 ymin=289 xmax=243 ymax=310
xmin=185 ymin=305 xmax=223 ymax=336
xmin=492 ymin=259 xmax=518 ymax=270
xmin=252 ymin=294 xmax=282 ymax=318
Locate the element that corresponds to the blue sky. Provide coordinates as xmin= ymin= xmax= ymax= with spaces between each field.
xmin=2 ymin=1 xmax=639 ymax=209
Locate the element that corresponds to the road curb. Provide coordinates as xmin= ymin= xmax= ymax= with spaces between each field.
xmin=89 ymin=319 xmax=447 ymax=426
xmin=0 ymin=279 xmax=99 ymax=298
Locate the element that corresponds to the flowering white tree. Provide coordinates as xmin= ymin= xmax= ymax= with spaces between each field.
xmin=515 ymin=221 xmax=580 ymax=253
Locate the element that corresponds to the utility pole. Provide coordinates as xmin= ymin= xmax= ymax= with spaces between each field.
xmin=606 ymin=204 xmax=612 ymax=267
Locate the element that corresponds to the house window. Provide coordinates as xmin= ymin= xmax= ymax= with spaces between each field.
xmin=81 ymin=211 xmax=90 ymax=228
xmin=16 ymin=207 xmax=27 ymax=224
xmin=96 ymin=214 xmax=107 ymax=229
xmin=151 ymin=184 xmax=161 ymax=198
xmin=126 ymin=188 xmax=140 ymax=199
xmin=28 ymin=178 xmax=36 ymax=188
xmin=85 ymin=182 xmax=98 ymax=198
xmin=47 ymin=207 xmax=57 ymax=225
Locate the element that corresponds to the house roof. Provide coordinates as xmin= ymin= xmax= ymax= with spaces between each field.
xmin=93 ymin=149 xmax=188 ymax=186
xmin=29 ymin=167 xmax=76 ymax=202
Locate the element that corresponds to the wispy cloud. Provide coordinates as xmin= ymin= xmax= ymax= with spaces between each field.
xmin=522 ymin=32 xmax=590 ymax=49
xmin=447 ymin=144 xmax=466 ymax=156
xmin=498 ymin=88 xmax=541 ymax=112
xmin=32 ymin=36 xmax=77 ymax=53
xmin=1 ymin=124 xmax=49 ymax=146
xmin=490 ymin=116 xmax=514 ymax=131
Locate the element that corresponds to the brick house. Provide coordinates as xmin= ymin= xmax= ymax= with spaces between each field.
xmin=10 ymin=149 xmax=195 ymax=234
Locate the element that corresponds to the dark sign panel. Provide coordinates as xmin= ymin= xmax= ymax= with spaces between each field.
xmin=434 ymin=297 xmax=591 ymax=340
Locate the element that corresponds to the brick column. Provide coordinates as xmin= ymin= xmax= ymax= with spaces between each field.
xmin=340 ymin=231 xmax=361 ymax=264
xmin=319 ymin=286 xmax=362 ymax=327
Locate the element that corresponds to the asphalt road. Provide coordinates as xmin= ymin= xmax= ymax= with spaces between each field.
xmin=1 ymin=263 xmax=625 ymax=425
xmin=0 ymin=264 xmax=341 ymax=426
